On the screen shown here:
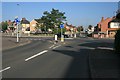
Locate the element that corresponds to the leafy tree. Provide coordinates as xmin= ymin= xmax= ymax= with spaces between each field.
xmin=94 ymin=24 xmax=99 ymax=32
xmin=116 ymin=13 xmax=120 ymax=19
xmin=53 ymin=27 xmax=66 ymax=34
xmin=77 ymin=26 xmax=84 ymax=32
xmin=88 ymin=25 xmax=93 ymax=30
xmin=37 ymin=8 xmax=66 ymax=34
xmin=2 ymin=21 xmax=8 ymax=31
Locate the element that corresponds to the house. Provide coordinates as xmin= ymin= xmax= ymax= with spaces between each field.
xmin=30 ymin=19 xmax=38 ymax=32
xmin=30 ymin=19 xmax=49 ymax=33
xmin=95 ymin=17 xmax=115 ymax=38
xmin=108 ymin=18 xmax=120 ymax=38
xmin=7 ymin=20 xmax=15 ymax=32
xmin=64 ymin=23 xmax=77 ymax=37
xmin=21 ymin=18 xmax=30 ymax=33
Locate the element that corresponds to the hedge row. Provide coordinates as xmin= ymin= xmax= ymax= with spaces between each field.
xmin=114 ymin=29 xmax=120 ymax=53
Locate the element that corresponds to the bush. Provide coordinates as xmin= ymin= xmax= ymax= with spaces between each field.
xmin=114 ymin=29 xmax=120 ymax=53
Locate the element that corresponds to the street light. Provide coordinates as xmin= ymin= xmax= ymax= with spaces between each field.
xmin=15 ymin=3 xmax=21 ymax=42
xmin=17 ymin=3 xmax=22 ymax=37
xmin=17 ymin=4 xmax=21 ymax=20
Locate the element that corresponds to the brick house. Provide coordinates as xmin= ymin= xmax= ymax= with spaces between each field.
xmin=7 ymin=20 xmax=15 ymax=32
xmin=98 ymin=17 xmax=113 ymax=33
xmin=94 ymin=16 xmax=120 ymax=38
xmin=64 ymin=23 xmax=77 ymax=37
xmin=30 ymin=19 xmax=45 ymax=33
xmin=30 ymin=19 xmax=38 ymax=32
xmin=108 ymin=18 xmax=120 ymax=38
xmin=95 ymin=17 xmax=116 ymax=38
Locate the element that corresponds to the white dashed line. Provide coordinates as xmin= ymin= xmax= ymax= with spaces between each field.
xmin=0 ymin=67 xmax=11 ymax=73
xmin=25 ymin=50 xmax=48 ymax=61
xmin=97 ymin=47 xmax=114 ymax=50
xmin=49 ymin=45 xmax=55 ymax=48
xmin=53 ymin=45 xmax=61 ymax=49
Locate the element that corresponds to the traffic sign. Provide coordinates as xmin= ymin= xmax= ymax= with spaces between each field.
xmin=15 ymin=18 xmax=20 ymax=24
xmin=60 ymin=24 xmax=64 ymax=28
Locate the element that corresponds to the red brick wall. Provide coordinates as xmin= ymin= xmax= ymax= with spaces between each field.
xmin=98 ymin=18 xmax=113 ymax=32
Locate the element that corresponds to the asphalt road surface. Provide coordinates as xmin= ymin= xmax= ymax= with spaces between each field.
xmin=2 ymin=37 xmax=114 ymax=78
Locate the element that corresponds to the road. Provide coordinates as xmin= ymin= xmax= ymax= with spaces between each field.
xmin=2 ymin=37 xmax=114 ymax=78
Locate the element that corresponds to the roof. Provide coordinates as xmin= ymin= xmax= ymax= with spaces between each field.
xmin=21 ymin=18 xmax=30 ymax=24
xmin=110 ymin=19 xmax=120 ymax=23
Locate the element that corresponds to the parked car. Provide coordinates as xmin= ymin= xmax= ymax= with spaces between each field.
xmin=56 ymin=34 xmax=69 ymax=38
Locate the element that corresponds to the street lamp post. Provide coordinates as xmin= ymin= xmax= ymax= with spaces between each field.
xmin=17 ymin=3 xmax=22 ymax=37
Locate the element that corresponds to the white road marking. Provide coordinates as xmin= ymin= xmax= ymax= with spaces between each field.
xmin=97 ymin=47 xmax=114 ymax=50
xmin=49 ymin=41 xmax=53 ymax=43
xmin=81 ymin=46 xmax=95 ymax=50
xmin=25 ymin=50 xmax=48 ymax=61
xmin=49 ymin=45 xmax=55 ymax=48
xmin=65 ymin=38 xmax=73 ymax=39
xmin=0 ymin=67 xmax=11 ymax=73
xmin=53 ymin=45 xmax=61 ymax=49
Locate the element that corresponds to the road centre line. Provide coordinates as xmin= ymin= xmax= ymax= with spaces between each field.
xmin=0 ymin=67 xmax=11 ymax=73
xmin=53 ymin=45 xmax=61 ymax=49
xmin=25 ymin=50 xmax=48 ymax=62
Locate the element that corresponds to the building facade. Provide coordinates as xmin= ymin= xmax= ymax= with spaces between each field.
xmin=21 ymin=18 xmax=30 ymax=33
xmin=96 ymin=16 xmax=120 ymax=38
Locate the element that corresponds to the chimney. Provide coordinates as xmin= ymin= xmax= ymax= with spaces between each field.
xmin=101 ymin=17 xmax=104 ymax=22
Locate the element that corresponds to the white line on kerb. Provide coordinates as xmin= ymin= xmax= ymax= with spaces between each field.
xmin=53 ymin=45 xmax=61 ymax=49
xmin=81 ymin=46 xmax=95 ymax=50
xmin=0 ymin=67 xmax=11 ymax=73
xmin=25 ymin=50 xmax=48 ymax=61
xmin=97 ymin=47 xmax=114 ymax=50
xmin=49 ymin=45 xmax=55 ymax=48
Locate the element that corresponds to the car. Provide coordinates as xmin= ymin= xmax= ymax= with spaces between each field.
xmin=55 ymin=34 xmax=69 ymax=38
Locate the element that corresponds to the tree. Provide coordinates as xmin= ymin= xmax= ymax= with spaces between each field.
xmin=2 ymin=21 xmax=8 ymax=32
xmin=94 ymin=24 xmax=99 ymax=32
xmin=88 ymin=25 xmax=93 ymax=30
xmin=77 ymin=26 xmax=84 ymax=32
xmin=116 ymin=13 xmax=120 ymax=19
xmin=37 ymin=8 xmax=66 ymax=34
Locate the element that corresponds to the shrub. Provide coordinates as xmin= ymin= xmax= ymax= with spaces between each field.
xmin=114 ymin=29 xmax=120 ymax=53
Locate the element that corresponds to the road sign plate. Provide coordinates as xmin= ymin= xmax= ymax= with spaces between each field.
xmin=60 ymin=24 xmax=64 ymax=28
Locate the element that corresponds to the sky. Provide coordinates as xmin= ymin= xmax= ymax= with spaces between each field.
xmin=2 ymin=2 xmax=118 ymax=28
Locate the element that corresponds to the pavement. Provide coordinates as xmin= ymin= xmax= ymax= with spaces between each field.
xmin=84 ymin=40 xmax=120 ymax=79
xmin=2 ymin=37 xmax=31 ymax=51
xmin=89 ymin=49 xmax=120 ymax=79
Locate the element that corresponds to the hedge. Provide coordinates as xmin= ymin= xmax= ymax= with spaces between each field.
xmin=114 ymin=29 xmax=120 ymax=53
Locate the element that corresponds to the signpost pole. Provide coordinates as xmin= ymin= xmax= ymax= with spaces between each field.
xmin=60 ymin=24 xmax=64 ymax=42
xmin=15 ymin=17 xmax=19 ymax=43
xmin=17 ymin=23 xmax=19 ymax=42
